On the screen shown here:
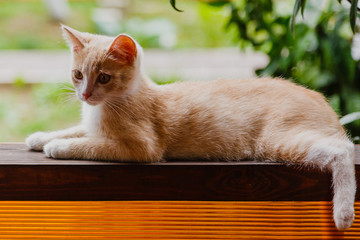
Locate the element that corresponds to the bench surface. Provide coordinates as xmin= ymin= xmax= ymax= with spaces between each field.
xmin=1 ymin=143 xmax=360 ymax=239
xmin=0 ymin=143 xmax=359 ymax=201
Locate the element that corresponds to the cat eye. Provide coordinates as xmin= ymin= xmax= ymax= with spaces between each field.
xmin=97 ymin=73 xmax=111 ymax=84
xmin=73 ymin=70 xmax=83 ymax=80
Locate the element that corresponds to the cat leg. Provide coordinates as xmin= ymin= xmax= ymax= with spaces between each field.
xmin=263 ymin=133 xmax=356 ymax=230
xmin=306 ymin=138 xmax=356 ymax=230
xmin=43 ymin=137 xmax=163 ymax=162
xmin=26 ymin=125 xmax=86 ymax=151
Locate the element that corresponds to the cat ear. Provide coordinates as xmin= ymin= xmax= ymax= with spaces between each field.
xmin=108 ymin=34 xmax=137 ymax=65
xmin=61 ymin=25 xmax=86 ymax=53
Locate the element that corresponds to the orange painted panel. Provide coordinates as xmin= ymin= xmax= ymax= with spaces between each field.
xmin=0 ymin=201 xmax=358 ymax=239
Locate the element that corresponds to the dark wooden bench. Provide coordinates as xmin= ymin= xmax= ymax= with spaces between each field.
xmin=0 ymin=143 xmax=359 ymax=239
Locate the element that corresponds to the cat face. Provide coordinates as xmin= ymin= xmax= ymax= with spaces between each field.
xmin=61 ymin=25 xmax=139 ymax=106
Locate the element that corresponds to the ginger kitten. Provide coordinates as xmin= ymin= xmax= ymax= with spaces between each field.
xmin=26 ymin=25 xmax=356 ymax=230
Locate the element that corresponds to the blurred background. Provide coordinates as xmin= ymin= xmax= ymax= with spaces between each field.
xmin=0 ymin=0 xmax=359 ymax=142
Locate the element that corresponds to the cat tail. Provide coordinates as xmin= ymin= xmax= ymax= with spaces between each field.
xmin=306 ymin=137 xmax=356 ymax=230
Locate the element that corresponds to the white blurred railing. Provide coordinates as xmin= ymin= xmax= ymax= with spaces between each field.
xmin=0 ymin=49 xmax=268 ymax=84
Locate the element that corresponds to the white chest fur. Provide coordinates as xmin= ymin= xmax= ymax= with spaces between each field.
xmin=81 ymin=103 xmax=102 ymax=136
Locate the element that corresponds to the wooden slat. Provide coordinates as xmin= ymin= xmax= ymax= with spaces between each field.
xmin=0 ymin=143 xmax=334 ymax=201
xmin=0 ymin=143 xmax=359 ymax=201
xmin=0 ymin=144 xmax=359 ymax=238
xmin=0 ymin=201 xmax=357 ymax=239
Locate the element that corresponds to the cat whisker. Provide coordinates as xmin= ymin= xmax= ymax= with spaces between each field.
xmin=62 ymin=95 xmax=77 ymax=104
xmin=58 ymin=83 xmax=76 ymax=91
xmin=61 ymin=91 xmax=77 ymax=102
xmin=104 ymin=100 xmax=125 ymax=119
xmin=55 ymin=83 xmax=77 ymax=104
xmin=105 ymin=100 xmax=129 ymax=119
xmin=104 ymin=99 xmax=136 ymax=120
xmin=59 ymin=85 xmax=76 ymax=90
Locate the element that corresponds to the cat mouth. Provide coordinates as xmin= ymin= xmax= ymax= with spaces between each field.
xmin=85 ymin=100 xmax=99 ymax=106
xmin=79 ymin=96 xmax=101 ymax=106
xmin=84 ymin=99 xmax=101 ymax=106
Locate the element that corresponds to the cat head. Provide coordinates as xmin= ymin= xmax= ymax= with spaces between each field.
xmin=61 ymin=25 xmax=143 ymax=106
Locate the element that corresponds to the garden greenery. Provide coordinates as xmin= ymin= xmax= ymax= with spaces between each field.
xmin=171 ymin=0 xmax=360 ymax=138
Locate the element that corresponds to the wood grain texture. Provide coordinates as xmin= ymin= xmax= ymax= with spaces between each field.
xmin=0 ymin=201 xmax=358 ymax=239
xmin=0 ymin=143 xmax=358 ymax=201
xmin=0 ymin=144 xmax=360 ymax=239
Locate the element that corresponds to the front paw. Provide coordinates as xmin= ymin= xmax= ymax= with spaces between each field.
xmin=44 ymin=139 xmax=72 ymax=159
xmin=26 ymin=132 xmax=52 ymax=151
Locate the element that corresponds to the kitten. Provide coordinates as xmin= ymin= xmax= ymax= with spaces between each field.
xmin=26 ymin=25 xmax=356 ymax=230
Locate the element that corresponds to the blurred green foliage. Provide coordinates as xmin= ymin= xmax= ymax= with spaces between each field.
xmin=0 ymin=0 xmax=237 ymax=49
xmin=100 ymin=0 xmax=238 ymax=49
xmin=151 ymin=75 xmax=183 ymax=85
xmin=0 ymin=83 xmax=80 ymax=142
xmin=203 ymin=0 xmax=360 ymax=137
xmin=0 ymin=1 xmax=96 ymax=49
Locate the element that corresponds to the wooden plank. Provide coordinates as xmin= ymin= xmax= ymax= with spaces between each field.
xmin=0 ymin=201 xmax=358 ymax=239
xmin=0 ymin=143 xmax=272 ymax=165
xmin=0 ymin=143 xmax=358 ymax=201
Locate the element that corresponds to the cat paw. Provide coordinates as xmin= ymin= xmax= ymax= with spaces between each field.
xmin=334 ymin=206 xmax=355 ymax=230
xmin=26 ymin=132 xmax=51 ymax=151
xmin=44 ymin=139 xmax=72 ymax=159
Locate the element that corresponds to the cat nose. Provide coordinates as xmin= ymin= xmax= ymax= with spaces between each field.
xmin=82 ymin=93 xmax=92 ymax=100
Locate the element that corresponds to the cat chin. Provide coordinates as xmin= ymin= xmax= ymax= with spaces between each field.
xmin=82 ymin=100 xmax=101 ymax=106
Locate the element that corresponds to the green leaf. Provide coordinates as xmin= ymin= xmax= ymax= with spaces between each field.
xmin=170 ymin=0 xmax=183 ymax=12
xmin=301 ymin=0 xmax=306 ymax=17
xmin=290 ymin=0 xmax=306 ymax=34
xmin=350 ymin=0 xmax=359 ymax=32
